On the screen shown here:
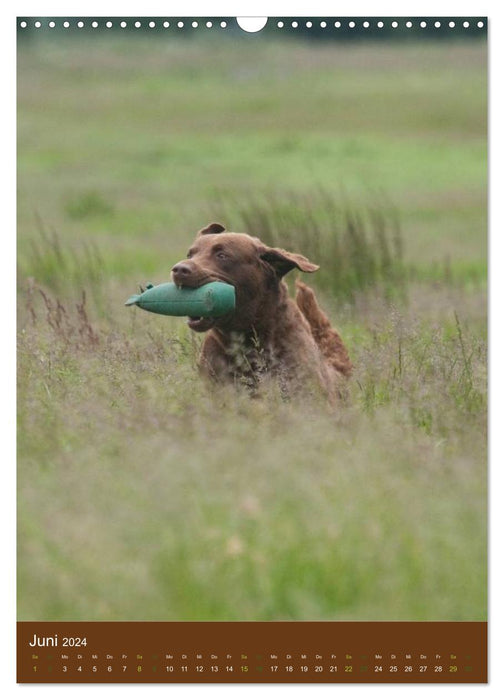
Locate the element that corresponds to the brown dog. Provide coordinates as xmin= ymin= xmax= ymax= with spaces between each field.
xmin=171 ymin=223 xmax=352 ymax=397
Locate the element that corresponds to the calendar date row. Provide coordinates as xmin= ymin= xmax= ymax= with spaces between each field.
xmin=34 ymin=662 xmax=467 ymax=675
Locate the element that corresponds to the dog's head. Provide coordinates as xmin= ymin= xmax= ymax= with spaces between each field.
xmin=171 ymin=223 xmax=319 ymax=332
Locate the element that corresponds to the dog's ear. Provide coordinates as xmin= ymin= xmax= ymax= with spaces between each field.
xmin=259 ymin=247 xmax=319 ymax=278
xmin=198 ymin=223 xmax=226 ymax=236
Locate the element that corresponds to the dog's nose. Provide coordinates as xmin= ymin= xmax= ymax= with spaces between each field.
xmin=172 ymin=263 xmax=192 ymax=277
xmin=172 ymin=261 xmax=197 ymax=286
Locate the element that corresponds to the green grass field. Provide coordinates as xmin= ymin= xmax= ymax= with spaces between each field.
xmin=17 ymin=33 xmax=487 ymax=621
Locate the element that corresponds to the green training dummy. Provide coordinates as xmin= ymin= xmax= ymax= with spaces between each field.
xmin=125 ymin=281 xmax=235 ymax=318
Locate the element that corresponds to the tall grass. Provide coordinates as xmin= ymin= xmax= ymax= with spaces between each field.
xmin=209 ymin=190 xmax=405 ymax=302
xmin=354 ymin=310 xmax=486 ymax=436
xmin=17 ymin=273 xmax=487 ymax=621
xmin=23 ymin=189 xmax=408 ymax=314
xmin=26 ymin=216 xmax=105 ymax=296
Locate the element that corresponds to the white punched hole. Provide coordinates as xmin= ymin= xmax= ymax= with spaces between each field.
xmin=237 ymin=17 xmax=268 ymax=33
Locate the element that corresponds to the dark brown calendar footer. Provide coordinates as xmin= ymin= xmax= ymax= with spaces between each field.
xmin=17 ymin=621 xmax=487 ymax=683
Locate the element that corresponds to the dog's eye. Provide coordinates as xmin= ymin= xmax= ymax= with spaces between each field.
xmin=215 ymin=251 xmax=228 ymax=260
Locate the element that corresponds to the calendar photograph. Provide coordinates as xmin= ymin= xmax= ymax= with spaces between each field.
xmin=16 ymin=16 xmax=487 ymax=683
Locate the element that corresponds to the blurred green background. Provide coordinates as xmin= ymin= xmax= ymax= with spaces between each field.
xmin=17 ymin=28 xmax=487 ymax=621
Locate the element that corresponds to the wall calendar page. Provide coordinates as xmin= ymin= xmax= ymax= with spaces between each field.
xmin=16 ymin=13 xmax=487 ymax=686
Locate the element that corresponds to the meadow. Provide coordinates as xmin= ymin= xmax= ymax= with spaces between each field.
xmin=17 ymin=32 xmax=487 ymax=621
